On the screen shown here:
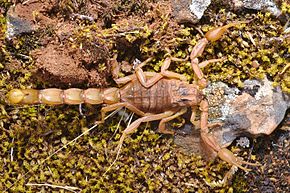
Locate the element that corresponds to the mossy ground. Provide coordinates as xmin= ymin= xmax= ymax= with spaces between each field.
xmin=0 ymin=0 xmax=289 ymax=192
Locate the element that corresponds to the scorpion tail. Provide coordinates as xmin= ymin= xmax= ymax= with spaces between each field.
xmin=7 ymin=89 xmax=39 ymax=104
xmin=7 ymin=88 xmax=118 ymax=105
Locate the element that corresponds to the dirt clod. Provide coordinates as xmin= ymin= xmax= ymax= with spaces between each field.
xmin=32 ymin=44 xmax=110 ymax=87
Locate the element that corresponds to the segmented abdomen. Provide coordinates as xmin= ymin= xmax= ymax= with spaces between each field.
xmin=120 ymin=79 xmax=172 ymax=113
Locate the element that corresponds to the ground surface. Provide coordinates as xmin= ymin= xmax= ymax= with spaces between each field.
xmin=0 ymin=0 xmax=289 ymax=192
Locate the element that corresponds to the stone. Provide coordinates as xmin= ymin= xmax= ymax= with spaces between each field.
xmin=231 ymin=0 xmax=282 ymax=17
xmin=175 ymin=78 xmax=289 ymax=153
xmin=171 ymin=0 xmax=211 ymax=23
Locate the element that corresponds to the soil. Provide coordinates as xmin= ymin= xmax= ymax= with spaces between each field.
xmin=7 ymin=0 xmax=112 ymax=87
xmin=0 ymin=0 xmax=289 ymax=192
xmin=31 ymin=43 xmax=110 ymax=86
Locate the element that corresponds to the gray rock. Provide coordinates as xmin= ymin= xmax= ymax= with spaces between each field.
xmin=208 ymin=78 xmax=289 ymax=147
xmin=171 ymin=0 xmax=282 ymax=24
xmin=233 ymin=0 xmax=282 ymax=17
xmin=6 ymin=12 xmax=34 ymax=39
xmin=175 ymin=78 xmax=289 ymax=153
xmin=189 ymin=0 xmax=211 ymax=20
xmin=171 ymin=0 xmax=212 ymax=23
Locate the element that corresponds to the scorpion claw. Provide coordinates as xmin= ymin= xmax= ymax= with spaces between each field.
xmin=205 ymin=21 xmax=250 ymax=42
xmin=217 ymin=148 xmax=260 ymax=172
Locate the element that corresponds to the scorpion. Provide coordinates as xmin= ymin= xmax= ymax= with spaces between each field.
xmin=7 ymin=21 xmax=258 ymax=172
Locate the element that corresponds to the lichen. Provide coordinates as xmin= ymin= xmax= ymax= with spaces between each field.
xmin=0 ymin=0 xmax=289 ymax=192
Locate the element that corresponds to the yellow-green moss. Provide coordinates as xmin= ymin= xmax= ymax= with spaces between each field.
xmin=1 ymin=1 xmax=289 ymax=192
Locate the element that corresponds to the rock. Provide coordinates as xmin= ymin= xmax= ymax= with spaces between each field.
xmin=6 ymin=2 xmax=55 ymax=39
xmin=175 ymin=78 xmax=289 ymax=153
xmin=189 ymin=0 xmax=211 ymax=20
xmin=175 ymin=124 xmax=204 ymax=155
xmin=236 ymin=136 xmax=250 ymax=148
xmin=171 ymin=0 xmax=282 ymax=24
xmin=171 ymin=0 xmax=211 ymax=23
xmin=232 ymin=0 xmax=281 ymax=17
xmin=208 ymin=78 xmax=289 ymax=147
xmin=6 ymin=7 xmax=35 ymax=38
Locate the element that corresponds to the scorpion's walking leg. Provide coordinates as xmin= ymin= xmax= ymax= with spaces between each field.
xmin=136 ymin=57 xmax=187 ymax=88
xmin=158 ymin=107 xmax=188 ymax=134
xmin=110 ymin=56 xmax=154 ymax=85
xmin=113 ymin=72 xmax=158 ymax=85
xmin=198 ymin=58 xmax=224 ymax=68
xmin=111 ymin=56 xmax=164 ymax=86
xmin=96 ymin=102 xmax=146 ymax=124
xmin=190 ymin=106 xmax=201 ymax=128
xmin=115 ymin=111 xmax=175 ymax=154
xmin=198 ymin=100 xmax=259 ymax=171
xmin=105 ymin=111 xmax=174 ymax=175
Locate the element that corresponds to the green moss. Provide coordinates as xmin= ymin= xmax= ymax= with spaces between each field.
xmin=281 ymin=2 xmax=290 ymax=14
xmin=1 ymin=1 xmax=289 ymax=192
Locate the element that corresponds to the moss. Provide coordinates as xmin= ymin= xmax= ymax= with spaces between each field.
xmin=281 ymin=2 xmax=290 ymax=14
xmin=0 ymin=1 xmax=13 ymax=12
xmin=1 ymin=1 xmax=289 ymax=192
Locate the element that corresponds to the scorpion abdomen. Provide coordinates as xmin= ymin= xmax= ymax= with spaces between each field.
xmin=120 ymin=79 xmax=174 ymax=113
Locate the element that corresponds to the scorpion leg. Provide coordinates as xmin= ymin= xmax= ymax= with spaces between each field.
xmin=113 ymin=72 xmax=159 ymax=85
xmin=113 ymin=74 xmax=137 ymax=85
xmin=136 ymin=68 xmax=164 ymax=88
xmin=191 ymin=57 xmax=225 ymax=89
xmin=111 ymin=56 xmax=155 ymax=85
xmin=96 ymin=102 xmax=146 ymax=124
xmin=115 ymin=111 xmax=174 ymax=154
xmin=159 ymin=57 xmax=187 ymax=81
xmin=158 ymin=107 xmax=187 ymax=134
xmin=136 ymin=57 xmax=187 ymax=88
xmin=198 ymin=100 xmax=259 ymax=171
xmin=198 ymin=58 xmax=224 ymax=68
xmin=190 ymin=106 xmax=200 ymax=128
